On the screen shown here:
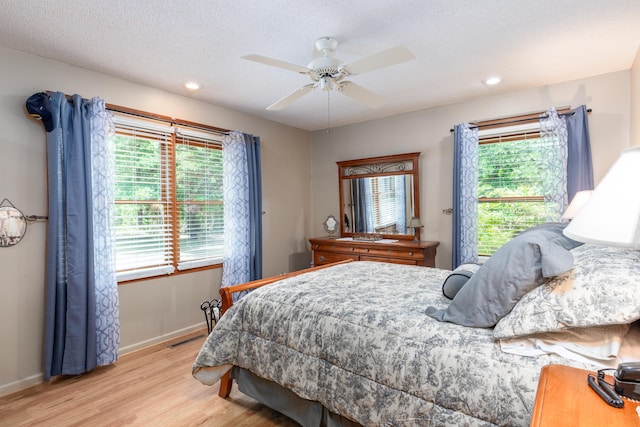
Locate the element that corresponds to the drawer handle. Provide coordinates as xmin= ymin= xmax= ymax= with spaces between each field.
xmin=408 ymin=252 xmax=413 ymax=256
xmin=365 ymin=248 xmax=369 ymax=252
xmin=319 ymin=255 xmax=325 ymax=262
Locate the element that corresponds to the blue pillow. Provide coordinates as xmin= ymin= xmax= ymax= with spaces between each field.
xmin=426 ymin=222 xmax=582 ymax=327
xmin=442 ymin=263 xmax=482 ymax=299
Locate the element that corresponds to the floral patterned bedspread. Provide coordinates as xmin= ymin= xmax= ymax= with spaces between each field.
xmin=193 ymin=261 xmax=589 ymax=426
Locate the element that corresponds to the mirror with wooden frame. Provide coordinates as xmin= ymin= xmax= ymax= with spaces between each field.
xmin=337 ymin=152 xmax=421 ymax=241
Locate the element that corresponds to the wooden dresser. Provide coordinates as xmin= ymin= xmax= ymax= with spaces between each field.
xmin=309 ymin=237 xmax=439 ymax=267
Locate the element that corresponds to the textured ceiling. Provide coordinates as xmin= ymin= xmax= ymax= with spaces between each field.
xmin=2 ymin=1 xmax=640 ymax=131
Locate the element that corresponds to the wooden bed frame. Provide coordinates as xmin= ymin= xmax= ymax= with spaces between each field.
xmin=216 ymin=260 xmax=353 ymax=398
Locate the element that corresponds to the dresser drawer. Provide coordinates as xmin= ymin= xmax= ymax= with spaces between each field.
xmin=359 ymin=255 xmax=418 ymax=265
xmin=311 ymin=243 xmax=358 ymax=255
xmin=361 ymin=247 xmax=424 ymax=260
xmin=314 ymin=251 xmax=359 ymax=265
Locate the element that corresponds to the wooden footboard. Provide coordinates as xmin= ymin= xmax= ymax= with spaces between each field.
xmin=217 ymin=259 xmax=352 ymax=398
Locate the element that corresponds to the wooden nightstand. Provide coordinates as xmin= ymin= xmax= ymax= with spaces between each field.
xmin=531 ymin=364 xmax=640 ymax=426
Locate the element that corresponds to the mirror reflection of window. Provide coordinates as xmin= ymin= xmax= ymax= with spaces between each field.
xmin=372 ymin=176 xmax=406 ymax=233
xmin=349 ymin=176 xmax=410 ymax=234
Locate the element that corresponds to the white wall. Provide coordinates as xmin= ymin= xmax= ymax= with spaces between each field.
xmin=0 ymin=47 xmax=312 ymax=395
xmin=311 ymin=71 xmax=632 ymax=269
xmin=631 ymin=46 xmax=640 ymax=147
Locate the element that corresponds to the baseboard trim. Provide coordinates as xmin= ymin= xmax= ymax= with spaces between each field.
xmin=0 ymin=323 xmax=206 ymax=397
xmin=118 ymin=323 xmax=205 ymax=355
xmin=0 ymin=374 xmax=43 ymax=397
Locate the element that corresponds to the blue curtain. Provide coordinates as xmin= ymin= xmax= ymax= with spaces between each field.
xmin=31 ymin=92 xmax=119 ymax=381
xmin=352 ymin=178 xmax=374 ymax=233
xmin=452 ymin=123 xmax=479 ymax=268
xmin=394 ymin=175 xmax=407 ymax=234
xmin=565 ymin=105 xmax=594 ymax=200
xmin=221 ymin=131 xmax=263 ymax=300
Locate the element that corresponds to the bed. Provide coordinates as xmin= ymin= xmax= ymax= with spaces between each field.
xmin=192 ymin=225 xmax=640 ymax=426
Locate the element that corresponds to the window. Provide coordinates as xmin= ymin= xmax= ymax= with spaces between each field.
xmin=371 ymin=175 xmax=397 ymax=230
xmin=111 ymin=112 xmax=224 ymax=281
xmin=477 ymin=123 xmax=559 ymax=255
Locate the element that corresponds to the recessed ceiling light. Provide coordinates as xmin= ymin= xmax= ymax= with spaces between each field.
xmin=483 ymin=76 xmax=502 ymax=86
xmin=184 ymin=81 xmax=202 ymax=91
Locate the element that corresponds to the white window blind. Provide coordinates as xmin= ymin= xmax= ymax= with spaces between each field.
xmin=111 ymin=113 xmax=224 ymax=281
xmin=372 ymin=175 xmax=397 ymax=228
xmin=175 ymin=126 xmax=224 ymax=270
xmin=113 ymin=116 xmax=174 ymax=281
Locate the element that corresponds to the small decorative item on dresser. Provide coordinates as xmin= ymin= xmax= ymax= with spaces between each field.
xmin=323 ymin=215 xmax=339 ymax=238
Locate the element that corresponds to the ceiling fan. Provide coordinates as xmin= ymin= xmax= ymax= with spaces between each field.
xmin=242 ymin=37 xmax=415 ymax=111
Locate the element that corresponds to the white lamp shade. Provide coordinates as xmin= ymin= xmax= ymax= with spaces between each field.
xmin=563 ymin=147 xmax=640 ymax=248
xmin=561 ymin=190 xmax=593 ymax=220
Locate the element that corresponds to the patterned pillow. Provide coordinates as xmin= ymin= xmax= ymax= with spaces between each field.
xmin=494 ymin=244 xmax=640 ymax=339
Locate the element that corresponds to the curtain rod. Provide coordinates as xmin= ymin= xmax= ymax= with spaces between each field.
xmin=45 ymin=90 xmax=230 ymax=135
xmin=448 ymin=108 xmax=592 ymax=133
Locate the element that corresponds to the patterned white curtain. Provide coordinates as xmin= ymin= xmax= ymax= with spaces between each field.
xmin=452 ymin=123 xmax=479 ymax=267
xmin=89 ymin=98 xmax=120 ymax=365
xmin=221 ymin=131 xmax=262 ymax=301
xmin=539 ymin=108 xmax=569 ymax=220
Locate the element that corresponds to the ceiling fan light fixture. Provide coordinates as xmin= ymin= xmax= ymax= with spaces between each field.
xmin=320 ymin=76 xmax=333 ymax=91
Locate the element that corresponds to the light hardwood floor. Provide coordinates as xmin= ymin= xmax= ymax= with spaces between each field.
xmin=0 ymin=330 xmax=299 ymax=426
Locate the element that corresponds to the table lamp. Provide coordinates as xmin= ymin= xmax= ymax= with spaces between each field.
xmin=563 ymin=147 xmax=640 ymax=249
xmin=407 ymin=217 xmax=423 ymax=242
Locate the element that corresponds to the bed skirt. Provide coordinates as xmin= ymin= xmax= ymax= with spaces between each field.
xmin=234 ymin=367 xmax=361 ymax=427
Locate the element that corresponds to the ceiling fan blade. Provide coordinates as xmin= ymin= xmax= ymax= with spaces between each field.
xmin=266 ymin=84 xmax=316 ymax=110
xmin=341 ymin=45 xmax=415 ymax=75
xmin=337 ymin=81 xmax=385 ymax=109
xmin=242 ymin=54 xmax=310 ymax=74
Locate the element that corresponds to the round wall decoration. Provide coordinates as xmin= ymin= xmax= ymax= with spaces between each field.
xmin=0 ymin=200 xmax=28 ymax=247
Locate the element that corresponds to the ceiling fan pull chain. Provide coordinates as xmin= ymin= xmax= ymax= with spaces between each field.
xmin=326 ymin=90 xmax=331 ymax=133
